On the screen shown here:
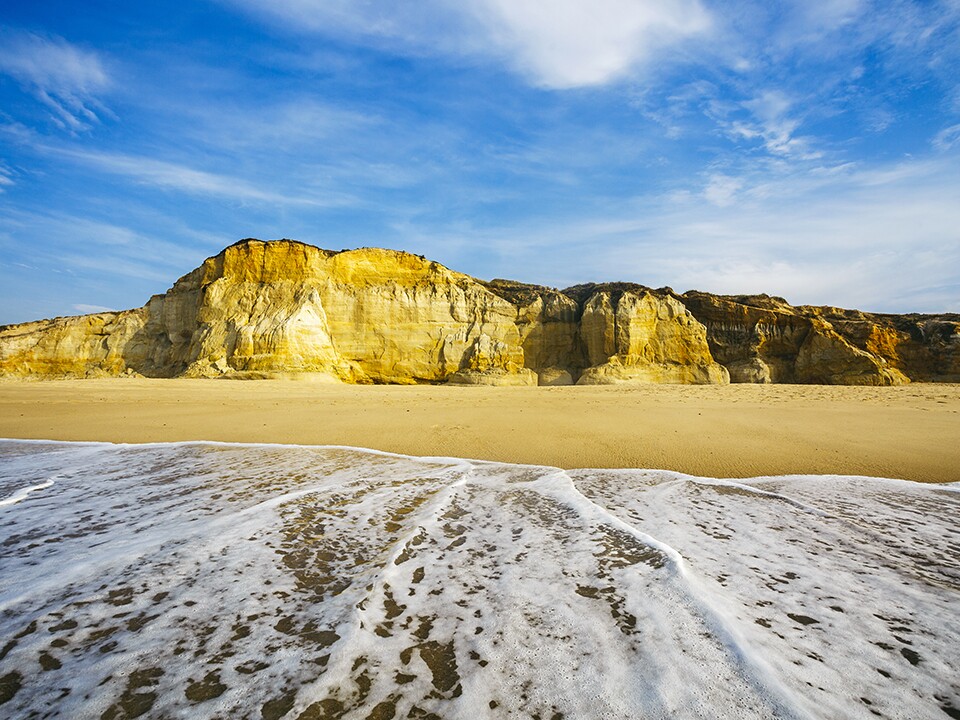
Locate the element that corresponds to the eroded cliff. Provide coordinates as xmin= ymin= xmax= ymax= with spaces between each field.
xmin=681 ymin=293 xmax=959 ymax=385
xmin=1 ymin=239 xmax=957 ymax=384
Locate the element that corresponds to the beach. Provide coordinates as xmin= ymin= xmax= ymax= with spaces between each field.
xmin=3 ymin=383 xmax=959 ymax=718
xmin=1 ymin=378 xmax=958 ymax=483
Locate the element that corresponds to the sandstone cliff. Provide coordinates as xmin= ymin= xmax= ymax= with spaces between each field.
xmin=1 ymin=241 xmax=538 ymax=385
xmin=680 ymin=293 xmax=959 ymax=385
xmin=1 ymin=239 xmax=957 ymax=384
xmin=559 ymin=285 xmax=728 ymax=384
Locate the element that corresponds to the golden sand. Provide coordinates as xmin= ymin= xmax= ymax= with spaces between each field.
xmin=1 ymin=378 xmax=958 ymax=483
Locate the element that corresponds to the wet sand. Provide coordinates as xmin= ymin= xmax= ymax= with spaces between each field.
xmin=0 ymin=378 xmax=958 ymax=483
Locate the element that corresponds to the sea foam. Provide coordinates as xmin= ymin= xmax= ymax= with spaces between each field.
xmin=0 ymin=439 xmax=957 ymax=719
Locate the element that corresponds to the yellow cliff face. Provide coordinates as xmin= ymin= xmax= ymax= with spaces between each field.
xmin=141 ymin=241 xmax=532 ymax=384
xmin=1 ymin=238 xmax=956 ymax=384
xmin=512 ymin=293 xmax=581 ymax=386
xmin=0 ymin=310 xmax=147 ymax=378
xmin=577 ymin=290 xmax=729 ymax=385
xmin=794 ymin=319 xmax=909 ymax=386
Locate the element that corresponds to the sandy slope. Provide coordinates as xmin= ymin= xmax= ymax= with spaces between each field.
xmin=0 ymin=378 xmax=958 ymax=483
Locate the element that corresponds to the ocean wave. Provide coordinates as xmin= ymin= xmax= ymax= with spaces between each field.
xmin=1 ymin=439 xmax=958 ymax=719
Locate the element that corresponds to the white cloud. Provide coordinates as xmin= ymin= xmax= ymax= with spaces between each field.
xmin=0 ymin=29 xmax=110 ymax=130
xmin=465 ymin=0 xmax=712 ymax=88
xmin=222 ymin=0 xmax=711 ymax=88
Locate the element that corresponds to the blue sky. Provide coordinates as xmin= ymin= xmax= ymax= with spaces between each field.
xmin=1 ymin=0 xmax=959 ymax=324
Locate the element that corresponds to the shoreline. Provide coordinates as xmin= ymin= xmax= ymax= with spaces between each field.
xmin=1 ymin=378 xmax=958 ymax=483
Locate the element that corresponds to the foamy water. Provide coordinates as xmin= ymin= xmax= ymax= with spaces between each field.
xmin=0 ymin=440 xmax=958 ymax=719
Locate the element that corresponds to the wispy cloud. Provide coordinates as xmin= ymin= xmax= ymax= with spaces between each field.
xmin=0 ymin=210 xmax=201 ymax=281
xmin=933 ymin=123 xmax=960 ymax=150
xmin=770 ymin=0 xmax=867 ymax=52
xmin=655 ymin=1 xmax=960 ymax=155
xmin=736 ymin=91 xmax=818 ymax=158
xmin=48 ymin=147 xmax=355 ymax=207
xmin=396 ymin=154 xmax=960 ymax=313
xmin=222 ymin=0 xmax=711 ymax=88
xmin=703 ymin=173 xmax=743 ymax=206
xmin=0 ymin=29 xmax=111 ymax=130
xmin=0 ymin=164 xmax=13 ymax=192
xmin=689 ymin=89 xmax=822 ymax=161
xmin=176 ymin=98 xmax=378 ymax=153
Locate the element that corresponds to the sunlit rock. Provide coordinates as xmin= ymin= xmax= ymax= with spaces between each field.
xmin=1 ymin=238 xmax=957 ymax=384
